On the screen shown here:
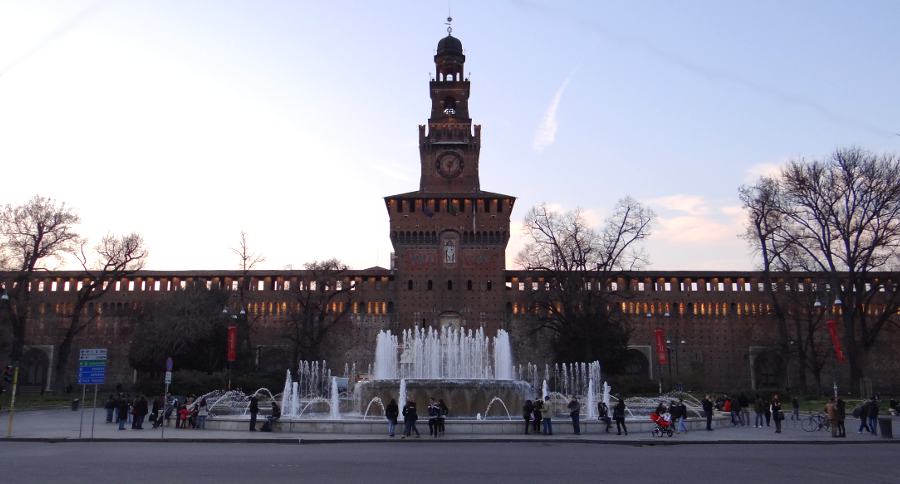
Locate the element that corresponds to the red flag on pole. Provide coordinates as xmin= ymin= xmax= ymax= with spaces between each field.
xmin=654 ymin=328 xmax=667 ymax=365
xmin=227 ymin=325 xmax=238 ymax=362
xmin=826 ymin=320 xmax=846 ymax=363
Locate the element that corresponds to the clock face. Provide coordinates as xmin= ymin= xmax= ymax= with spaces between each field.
xmin=436 ymin=152 xmax=464 ymax=179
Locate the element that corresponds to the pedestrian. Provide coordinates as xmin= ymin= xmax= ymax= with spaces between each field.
xmin=739 ymin=394 xmax=750 ymax=427
xmin=771 ymin=394 xmax=783 ymax=433
xmin=150 ymin=396 xmax=161 ymax=428
xmin=196 ymin=397 xmax=208 ymax=430
xmin=702 ymin=395 xmax=714 ymax=431
xmin=677 ymin=399 xmax=688 ymax=433
xmin=249 ymin=395 xmax=259 ymax=431
xmin=754 ymin=396 xmax=765 ymax=428
xmin=836 ymin=397 xmax=846 ymax=438
xmin=541 ymin=395 xmax=553 ymax=435
xmin=597 ymin=401 xmax=611 ymax=433
xmin=855 ymin=398 xmax=870 ymax=433
xmin=791 ymin=396 xmax=800 ymax=421
xmin=764 ymin=399 xmax=772 ymax=427
xmin=132 ymin=394 xmax=148 ymax=430
xmin=523 ymin=399 xmax=534 ymax=434
xmin=266 ymin=401 xmax=281 ymax=427
xmin=104 ymin=395 xmax=116 ymax=423
xmin=668 ymin=400 xmax=681 ymax=433
xmin=401 ymin=400 xmax=420 ymax=438
xmin=116 ymin=395 xmax=129 ymax=431
xmin=867 ymin=396 xmax=879 ymax=435
xmin=825 ymin=397 xmax=838 ymax=438
xmin=613 ymin=396 xmax=627 ymax=435
xmin=567 ymin=396 xmax=581 ymax=435
xmin=428 ymin=397 xmax=440 ymax=437
xmin=438 ymin=399 xmax=448 ymax=436
xmin=532 ymin=396 xmax=544 ymax=434
xmin=730 ymin=396 xmax=743 ymax=426
xmin=385 ymin=398 xmax=399 ymax=437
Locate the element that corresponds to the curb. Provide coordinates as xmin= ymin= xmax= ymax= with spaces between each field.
xmin=1 ymin=437 xmax=896 ymax=445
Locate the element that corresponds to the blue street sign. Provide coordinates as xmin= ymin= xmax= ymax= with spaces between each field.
xmin=166 ymin=357 xmax=173 ymax=371
xmin=78 ymin=348 xmax=107 ymax=385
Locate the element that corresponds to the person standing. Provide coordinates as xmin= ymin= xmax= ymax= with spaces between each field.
xmin=771 ymin=394 xmax=783 ymax=433
xmin=104 ymin=395 xmax=116 ymax=423
xmin=567 ymin=397 xmax=581 ymax=435
xmin=532 ymin=397 xmax=544 ymax=434
xmin=132 ymin=395 xmax=148 ymax=430
xmin=248 ymin=395 xmax=259 ymax=431
xmin=613 ymin=396 xmax=627 ymax=436
xmin=702 ymin=395 xmax=714 ymax=431
xmin=825 ymin=397 xmax=838 ymax=438
xmin=116 ymin=396 xmax=129 ymax=431
xmin=836 ymin=397 xmax=846 ymax=438
xmin=402 ymin=400 xmax=420 ymax=438
xmin=740 ymin=394 xmax=751 ymax=427
xmin=867 ymin=396 xmax=879 ymax=435
xmin=730 ymin=396 xmax=743 ymax=426
xmin=541 ymin=395 xmax=553 ymax=435
xmin=385 ymin=398 xmax=399 ymax=437
xmin=597 ymin=401 xmax=611 ymax=433
xmin=522 ymin=399 xmax=534 ymax=435
xmin=438 ymin=399 xmax=448 ymax=436
xmin=791 ymin=396 xmax=800 ymax=421
xmin=754 ymin=396 xmax=765 ymax=428
xmin=428 ymin=398 xmax=440 ymax=437
xmin=196 ymin=397 xmax=208 ymax=430
xmin=855 ymin=398 xmax=870 ymax=433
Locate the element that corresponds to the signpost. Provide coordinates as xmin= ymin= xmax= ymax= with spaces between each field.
xmin=78 ymin=348 xmax=107 ymax=439
xmin=161 ymin=357 xmax=173 ymax=439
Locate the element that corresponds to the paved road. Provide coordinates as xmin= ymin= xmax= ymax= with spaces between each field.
xmin=1 ymin=442 xmax=895 ymax=483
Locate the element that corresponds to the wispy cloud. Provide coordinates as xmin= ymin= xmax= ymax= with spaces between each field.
xmin=532 ymin=68 xmax=577 ymax=152
xmin=744 ymin=162 xmax=782 ymax=183
xmin=645 ymin=195 xmax=744 ymax=243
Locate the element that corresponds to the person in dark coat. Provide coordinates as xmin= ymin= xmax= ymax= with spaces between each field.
xmin=836 ymin=398 xmax=846 ymax=438
xmin=613 ymin=396 xmax=627 ymax=435
xmin=771 ymin=394 xmax=783 ymax=433
xmin=438 ymin=399 xmax=448 ymax=436
xmin=597 ymin=401 xmax=611 ymax=433
xmin=702 ymin=395 xmax=714 ymax=431
xmin=401 ymin=400 xmax=420 ymax=438
xmin=522 ymin=400 xmax=534 ymax=434
xmin=532 ymin=397 xmax=544 ymax=434
xmin=385 ymin=398 xmax=399 ymax=437
xmin=150 ymin=396 xmax=161 ymax=428
xmin=541 ymin=395 xmax=553 ymax=435
xmin=248 ymin=395 xmax=259 ymax=431
xmin=104 ymin=395 xmax=116 ymax=423
xmin=866 ymin=396 xmax=879 ymax=435
xmin=669 ymin=400 xmax=682 ymax=433
xmin=131 ymin=395 xmax=148 ymax=430
xmin=567 ymin=397 xmax=581 ymax=435
xmin=116 ymin=396 xmax=130 ymax=431
xmin=427 ymin=398 xmax=440 ymax=437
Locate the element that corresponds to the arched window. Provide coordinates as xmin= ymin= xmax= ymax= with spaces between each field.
xmin=427 ymin=280 xmax=433 ymax=291
xmin=407 ymin=280 xmax=413 ymax=291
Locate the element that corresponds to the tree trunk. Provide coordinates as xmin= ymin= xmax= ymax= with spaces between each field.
xmin=53 ymin=326 xmax=76 ymax=393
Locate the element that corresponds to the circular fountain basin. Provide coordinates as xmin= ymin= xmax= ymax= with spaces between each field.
xmin=355 ymin=379 xmax=535 ymax=419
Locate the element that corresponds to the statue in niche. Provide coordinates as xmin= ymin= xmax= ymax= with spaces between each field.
xmin=444 ymin=239 xmax=456 ymax=264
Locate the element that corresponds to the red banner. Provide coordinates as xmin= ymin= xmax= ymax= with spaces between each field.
xmin=654 ymin=328 xmax=668 ymax=365
xmin=826 ymin=319 xmax=846 ymax=363
xmin=227 ymin=325 xmax=238 ymax=362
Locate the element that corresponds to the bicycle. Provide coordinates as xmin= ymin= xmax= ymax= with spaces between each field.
xmin=801 ymin=413 xmax=831 ymax=432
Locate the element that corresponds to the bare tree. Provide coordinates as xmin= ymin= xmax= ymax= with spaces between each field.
xmin=285 ymin=259 xmax=354 ymax=365
xmin=740 ymin=147 xmax=900 ymax=393
xmin=52 ymin=233 xmax=146 ymax=391
xmin=229 ymin=231 xmax=265 ymax=369
xmin=515 ymin=197 xmax=654 ymax=366
xmin=0 ymin=196 xmax=80 ymax=362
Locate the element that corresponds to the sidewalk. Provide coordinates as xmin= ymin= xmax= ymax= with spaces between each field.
xmin=2 ymin=409 xmax=896 ymax=444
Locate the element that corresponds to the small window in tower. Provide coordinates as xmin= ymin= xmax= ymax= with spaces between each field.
xmin=407 ymin=280 xmax=413 ymax=290
xmin=447 ymin=280 xmax=453 ymax=290
xmin=427 ymin=280 xmax=433 ymax=291
xmin=467 ymin=280 xmax=473 ymax=291
xmin=487 ymin=280 xmax=493 ymax=291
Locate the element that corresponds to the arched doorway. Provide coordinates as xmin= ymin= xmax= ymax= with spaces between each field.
xmin=753 ymin=350 xmax=785 ymax=389
xmin=20 ymin=347 xmax=50 ymax=388
xmin=438 ymin=312 xmax=462 ymax=330
xmin=623 ymin=348 xmax=650 ymax=379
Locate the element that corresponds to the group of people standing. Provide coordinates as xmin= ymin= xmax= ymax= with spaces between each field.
xmin=383 ymin=397 xmax=448 ymax=438
xmin=104 ymin=393 xmax=149 ymax=430
xmin=704 ymin=393 xmax=785 ymax=433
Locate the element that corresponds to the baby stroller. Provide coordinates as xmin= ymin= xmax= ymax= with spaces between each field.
xmin=650 ymin=412 xmax=674 ymax=437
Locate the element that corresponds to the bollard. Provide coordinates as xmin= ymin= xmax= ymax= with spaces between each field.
xmin=71 ymin=398 xmax=80 ymax=411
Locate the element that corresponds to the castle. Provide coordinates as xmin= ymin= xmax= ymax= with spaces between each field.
xmin=4 ymin=30 xmax=898 ymax=395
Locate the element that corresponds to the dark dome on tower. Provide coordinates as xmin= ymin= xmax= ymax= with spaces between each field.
xmin=437 ymin=35 xmax=463 ymax=55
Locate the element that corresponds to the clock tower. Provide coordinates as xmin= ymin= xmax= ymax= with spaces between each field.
xmin=385 ymin=23 xmax=514 ymax=333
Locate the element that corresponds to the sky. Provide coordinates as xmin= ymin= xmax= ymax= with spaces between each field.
xmin=1 ymin=0 xmax=898 ymax=272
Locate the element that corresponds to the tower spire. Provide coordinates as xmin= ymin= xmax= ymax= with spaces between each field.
xmin=445 ymin=15 xmax=453 ymax=35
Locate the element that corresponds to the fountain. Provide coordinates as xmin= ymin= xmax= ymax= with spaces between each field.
xmin=330 ymin=377 xmax=341 ymax=420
